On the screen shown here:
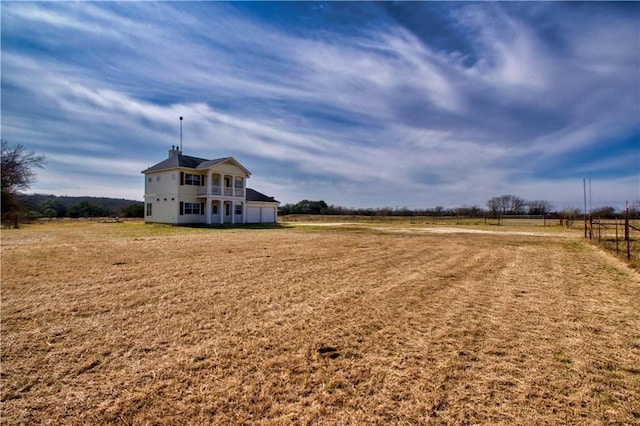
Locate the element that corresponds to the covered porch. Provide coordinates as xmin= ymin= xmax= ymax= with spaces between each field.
xmin=205 ymin=199 xmax=245 ymax=225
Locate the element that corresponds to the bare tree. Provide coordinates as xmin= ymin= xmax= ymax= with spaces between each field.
xmin=487 ymin=194 xmax=526 ymax=216
xmin=527 ymin=200 xmax=553 ymax=215
xmin=1 ymin=140 xmax=46 ymax=219
xmin=559 ymin=207 xmax=581 ymax=228
xmin=486 ymin=196 xmax=502 ymax=216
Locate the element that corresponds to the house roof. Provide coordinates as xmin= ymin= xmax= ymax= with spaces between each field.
xmin=196 ymin=157 xmax=251 ymax=175
xmin=246 ymin=188 xmax=279 ymax=204
xmin=142 ymin=154 xmax=251 ymax=175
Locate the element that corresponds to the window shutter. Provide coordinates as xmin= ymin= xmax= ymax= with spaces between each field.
xmin=180 ymin=172 xmax=184 ymax=185
xmin=200 ymin=203 xmax=205 ymax=215
xmin=179 ymin=202 xmax=184 ymax=215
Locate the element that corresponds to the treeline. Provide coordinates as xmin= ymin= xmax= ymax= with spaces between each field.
xmin=280 ymin=200 xmax=486 ymax=217
xmin=280 ymin=196 xmax=636 ymax=218
xmin=18 ymin=194 xmax=144 ymax=219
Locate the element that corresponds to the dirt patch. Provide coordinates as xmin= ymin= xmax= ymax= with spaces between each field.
xmin=294 ymin=222 xmax=580 ymax=238
xmin=383 ymin=225 xmax=580 ymax=238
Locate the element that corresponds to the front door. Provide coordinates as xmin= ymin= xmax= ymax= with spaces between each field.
xmin=224 ymin=202 xmax=232 ymax=224
xmin=211 ymin=202 xmax=220 ymax=224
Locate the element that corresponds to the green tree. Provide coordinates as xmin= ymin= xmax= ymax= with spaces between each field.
xmin=68 ymin=201 xmax=110 ymax=218
xmin=283 ymin=200 xmax=329 ymax=215
xmin=120 ymin=202 xmax=144 ymax=218
xmin=41 ymin=198 xmax=67 ymax=218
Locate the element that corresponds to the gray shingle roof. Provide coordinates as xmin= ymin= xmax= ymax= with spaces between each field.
xmin=142 ymin=154 xmax=209 ymax=173
xmin=195 ymin=157 xmax=232 ymax=170
xmin=246 ymin=188 xmax=279 ymax=204
xmin=142 ymin=154 xmax=248 ymax=175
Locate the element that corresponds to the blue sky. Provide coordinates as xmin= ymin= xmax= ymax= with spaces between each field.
xmin=2 ymin=1 xmax=638 ymax=211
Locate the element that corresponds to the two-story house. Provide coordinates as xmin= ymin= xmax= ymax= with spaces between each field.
xmin=142 ymin=147 xmax=279 ymax=225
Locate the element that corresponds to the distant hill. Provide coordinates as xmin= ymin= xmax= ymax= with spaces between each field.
xmin=18 ymin=194 xmax=144 ymax=218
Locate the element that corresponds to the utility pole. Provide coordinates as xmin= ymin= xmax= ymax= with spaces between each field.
xmin=583 ymin=178 xmax=587 ymax=238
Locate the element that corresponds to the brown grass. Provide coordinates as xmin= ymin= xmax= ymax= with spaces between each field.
xmin=2 ymin=221 xmax=639 ymax=424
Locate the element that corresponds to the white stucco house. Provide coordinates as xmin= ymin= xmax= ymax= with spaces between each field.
xmin=142 ymin=147 xmax=279 ymax=225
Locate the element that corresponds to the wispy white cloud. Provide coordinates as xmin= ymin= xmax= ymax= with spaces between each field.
xmin=2 ymin=2 xmax=637 ymax=209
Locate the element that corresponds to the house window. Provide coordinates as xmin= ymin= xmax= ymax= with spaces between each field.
xmin=235 ymin=204 xmax=243 ymax=215
xmin=146 ymin=203 xmax=152 ymax=216
xmin=185 ymin=202 xmax=199 ymax=214
xmin=180 ymin=202 xmax=205 ymax=215
xmin=172 ymin=174 xmax=176 ymax=181
xmin=235 ymin=177 xmax=243 ymax=188
xmin=148 ymin=177 xmax=152 ymax=182
xmin=212 ymin=204 xmax=218 ymax=215
xmin=181 ymin=172 xmax=204 ymax=186
xmin=184 ymin=173 xmax=203 ymax=186
xmin=156 ymin=176 xmax=160 ymax=181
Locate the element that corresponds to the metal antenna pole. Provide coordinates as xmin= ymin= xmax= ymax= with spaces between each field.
xmin=180 ymin=116 xmax=183 ymax=152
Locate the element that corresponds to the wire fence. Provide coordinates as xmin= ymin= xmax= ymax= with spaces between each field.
xmin=586 ymin=213 xmax=639 ymax=268
xmin=280 ymin=214 xmax=567 ymax=227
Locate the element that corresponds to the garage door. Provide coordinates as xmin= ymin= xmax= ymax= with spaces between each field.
xmin=247 ymin=207 xmax=261 ymax=223
xmin=261 ymin=207 xmax=275 ymax=222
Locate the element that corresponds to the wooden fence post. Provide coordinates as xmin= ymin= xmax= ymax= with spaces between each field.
xmin=615 ymin=216 xmax=619 ymax=254
xmin=624 ymin=207 xmax=629 ymax=242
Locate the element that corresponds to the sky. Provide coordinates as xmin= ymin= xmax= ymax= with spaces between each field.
xmin=2 ymin=1 xmax=639 ymax=211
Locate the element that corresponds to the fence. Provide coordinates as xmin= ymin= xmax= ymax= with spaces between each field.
xmin=586 ymin=214 xmax=639 ymax=264
xmin=280 ymin=214 xmax=563 ymax=227
xmin=490 ymin=215 xmax=561 ymax=227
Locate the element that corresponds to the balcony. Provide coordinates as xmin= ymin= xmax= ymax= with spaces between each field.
xmin=197 ymin=185 xmax=245 ymax=197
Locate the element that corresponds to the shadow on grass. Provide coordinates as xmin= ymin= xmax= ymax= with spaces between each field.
xmin=182 ymin=223 xmax=294 ymax=230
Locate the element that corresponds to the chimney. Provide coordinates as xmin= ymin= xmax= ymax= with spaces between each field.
xmin=169 ymin=145 xmax=181 ymax=158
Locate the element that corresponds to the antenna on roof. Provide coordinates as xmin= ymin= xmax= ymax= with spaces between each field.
xmin=179 ymin=116 xmax=183 ymax=153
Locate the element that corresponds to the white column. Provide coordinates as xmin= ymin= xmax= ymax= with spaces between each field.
xmin=231 ymin=201 xmax=235 ymax=224
xmin=205 ymin=198 xmax=211 ymax=225
xmin=232 ymin=175 xmax=236 ymax=197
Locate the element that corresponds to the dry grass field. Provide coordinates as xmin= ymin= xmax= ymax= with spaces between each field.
xmin=2 ymin=221 xmax=639 ymax=425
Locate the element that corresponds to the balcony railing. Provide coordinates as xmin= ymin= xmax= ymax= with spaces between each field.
xmin=197 ymin=186 xmax=245 ymax=197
